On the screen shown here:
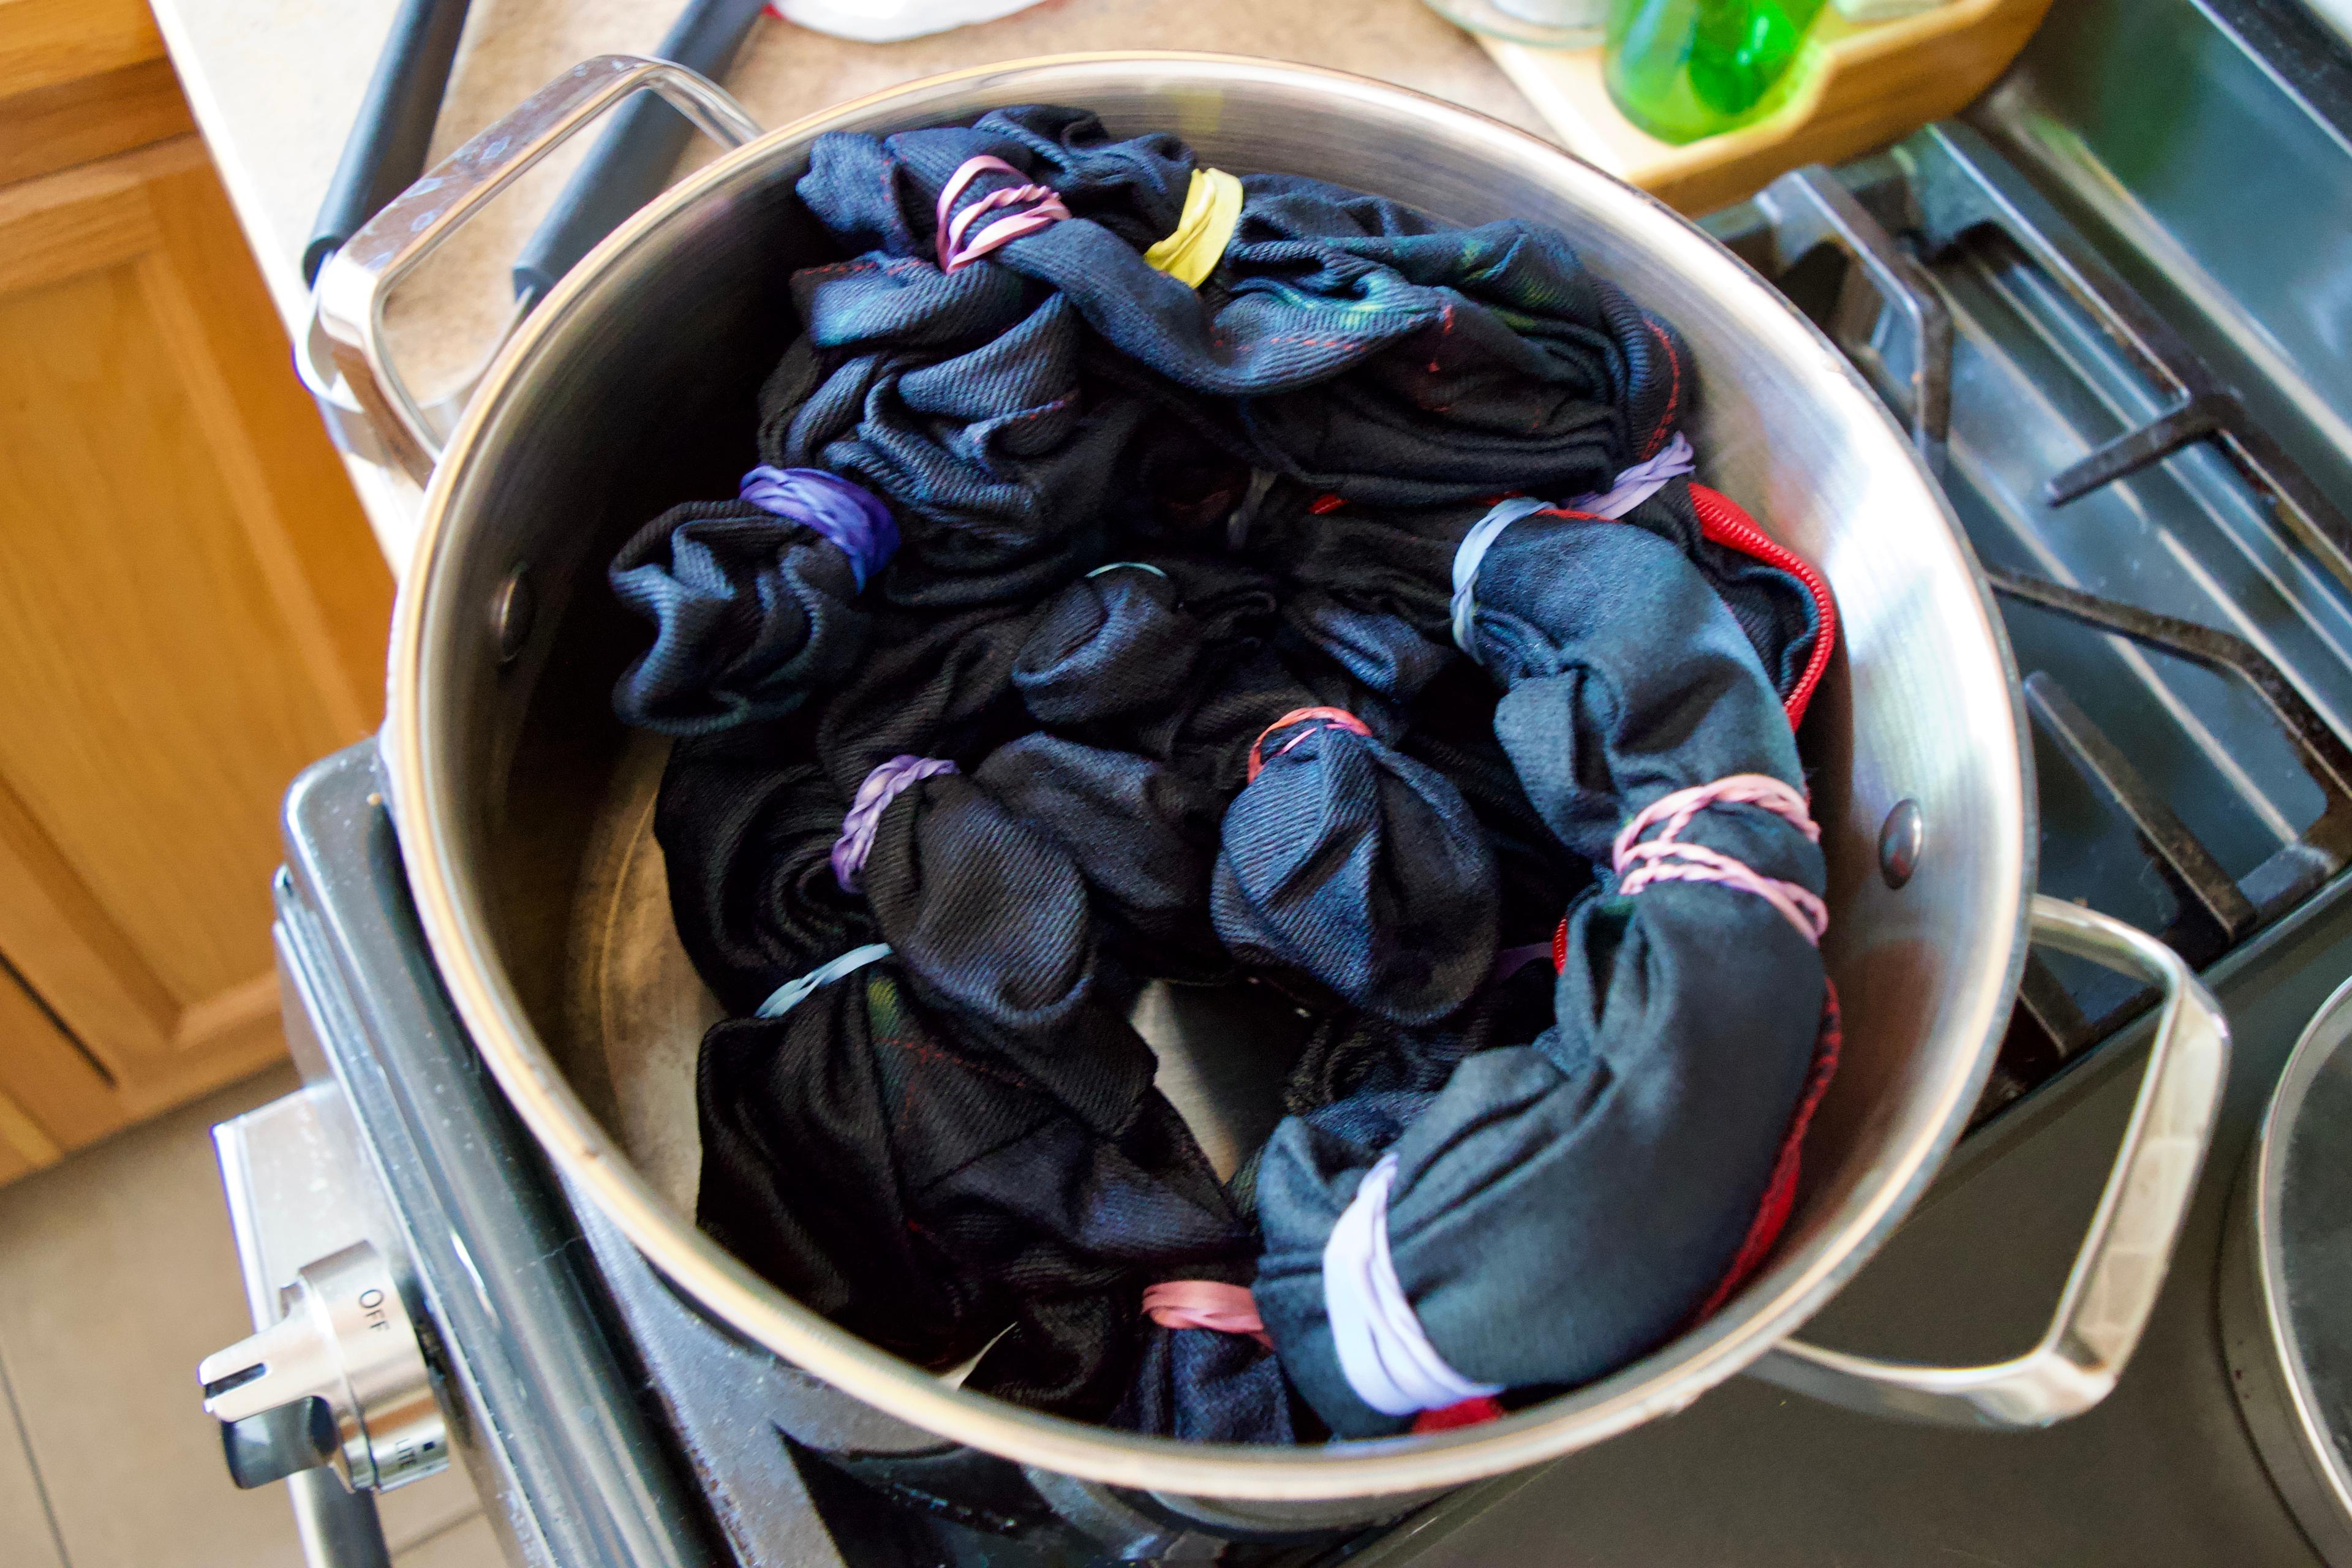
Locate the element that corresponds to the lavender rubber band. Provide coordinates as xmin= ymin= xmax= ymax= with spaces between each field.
xmin=757 ymin=943 xmax=892 ymax=1020
xmin=738 ymin=466 xmax=900 ymax=590
xmin=1450 ymin=433 xmax=1700 ymax=658
xmin=1324 ymin=1153 xmax=1504 ymax=1417
xmin=1565 ymin=431 xmax=1695 ymax=519
xmin=831 ymin=756 xmax=958 ymax=892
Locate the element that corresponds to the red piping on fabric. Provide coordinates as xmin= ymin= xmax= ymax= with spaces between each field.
xmin=1688 ymin=483 xmax=1838 ymax=731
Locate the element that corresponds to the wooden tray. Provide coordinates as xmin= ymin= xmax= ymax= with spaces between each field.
xmin=1482 ymin=0 xmax=2052 ymax=213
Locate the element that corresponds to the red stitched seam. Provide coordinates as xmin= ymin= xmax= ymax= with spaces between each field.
xmin=1642 ymin=318 xmax=1681 ymax=460
xmin=1691 ymin=980 xmax=1842 ymax=1321
xmin=883 ymin=1032 xmax=1036 ymax=1093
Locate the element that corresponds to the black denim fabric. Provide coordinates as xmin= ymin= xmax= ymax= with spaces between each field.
xmin=1402 ymin=660 xmax=1596 ymax=948
xmin=756 ymin=266 xmax=1148 ymax=611
xmin=1251 ymin=521 xmax=1826 ymax=1438
xmin=976 ymin=733 xmax=1230 ymax=981
xmin=609 ymin=500 xmax=871 ymax=734
xmin=1011 ymin=565 xmax=1207 ymax=726
xmin=1281 ymin=484 xmax=1823 ymax=713
xmin=791 ymin=107 xmax=1689 ymax=506
xmin=1614 ymin=481 xmax=1823 ymax=703
xmin=1212 ymin=709 xmax=1499 ymax=1026
xmin=812 ymin=602 xmax=1044 ymax=797
xmin=665 ymin=731 xmax=1286 ymax=1433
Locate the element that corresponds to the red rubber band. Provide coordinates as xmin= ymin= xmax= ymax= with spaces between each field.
xmin=1245 ymin=706 xmax=1371 ymax=783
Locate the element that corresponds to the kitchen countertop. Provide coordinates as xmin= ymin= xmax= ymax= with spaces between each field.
xmin=145 ymin=0 xmax=1548 ymax=573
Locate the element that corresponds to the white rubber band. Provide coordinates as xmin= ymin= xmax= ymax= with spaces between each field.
xmin=1323 ymin=1153 xmax=1504 ymax=1417
xmin=756 ymin=943 xmax=893 ymax=1019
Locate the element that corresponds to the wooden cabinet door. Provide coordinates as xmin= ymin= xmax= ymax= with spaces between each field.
xmin=0 ymin=135 xmax=392 ymax=1144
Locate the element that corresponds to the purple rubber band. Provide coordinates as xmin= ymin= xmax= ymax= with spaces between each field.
xmin=737 ymin=466 xmax=899 ymax=590
xmin=831 ymin=756 xmax=958 ymax=892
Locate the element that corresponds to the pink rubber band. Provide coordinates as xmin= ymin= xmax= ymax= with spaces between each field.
xmin=1143 ymin=1280 xmax=1272 ymax=1346
xmin=935 ymin=156 xmax=1070 ymax=272
xmin=1611 ymin=774 xmax=1828 ymax=944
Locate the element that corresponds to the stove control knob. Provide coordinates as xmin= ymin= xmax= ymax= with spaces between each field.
xmin=198 ymin=1241 xmax=450 ymax=1492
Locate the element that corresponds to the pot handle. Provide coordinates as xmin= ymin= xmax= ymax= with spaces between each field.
xmin=314 ymin=55 xmax=763 ymax=484
xmin=1751 ymin=894 xmax=2230 ymax=1427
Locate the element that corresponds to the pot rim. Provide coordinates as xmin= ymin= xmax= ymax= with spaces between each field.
xmin=383 ymin=50 xmax=2031 ymax=1498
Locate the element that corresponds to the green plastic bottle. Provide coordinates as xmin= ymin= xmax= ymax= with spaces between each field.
xmin=1604 ymin=0 xmax=1829 ymax=145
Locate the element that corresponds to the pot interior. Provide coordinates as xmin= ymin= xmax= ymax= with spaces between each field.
xmin=395 ymin=56 xmax=2031 ymax=1480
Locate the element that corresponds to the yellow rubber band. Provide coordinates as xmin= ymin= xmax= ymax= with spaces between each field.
xmin=1143 ymin=167 xmax=1243 ymax=288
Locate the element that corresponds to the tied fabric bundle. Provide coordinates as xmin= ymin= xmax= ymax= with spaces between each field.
xmin=609 ymin=468 xmax=897 ymax=733
xmin=791 ymin=106 xmax=1691 ymax=508
xmin=1212 ymin=706 xmax=1499 ymax=1026
xmin=1251 ymin=517 xmax=1830 ymax=1437
xmin=663 ymin=733 xmax=1291 ymax=1436
xmin=758 ymin=241 xmax=1149 ymax=609
xmin=1282 ymin=437 xmax=1834 ymax=725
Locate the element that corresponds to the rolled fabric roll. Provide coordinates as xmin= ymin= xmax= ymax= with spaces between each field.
xmin=1281 ymin=478 xmax=1827 ymax=718
xmin=1212 ymin=706 xmax=1499 ymax=1026
xmin=1251 ymin=520 xmax=1827 ymax=1436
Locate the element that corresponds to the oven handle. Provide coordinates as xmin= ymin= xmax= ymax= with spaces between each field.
xmin=313 ymin=55 xmax=762 ymax=484
xmin=1752 ymin=894 xmax=2230 ymax=1427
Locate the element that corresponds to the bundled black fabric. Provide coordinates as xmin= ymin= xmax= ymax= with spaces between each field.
xmin=664 ymin=734 xmax=1287 ymax=1433
xmin=1251 ymin=518 xmax=1826 ymax=1436
xmin=1010 ymin=563 xmax=1212 ymax=728
xmin=608 ymin=497 xmax=875 ymax=734
xmin=790 ymin=106 xmax=1691 ymax=506
xmin=812 ymin=602 xmax=1044 ymax=795
xmin=756 ymin=259 xmax=1147 ymax=609
xmin=1280 ymin=481 xmax=1825 ymax=715
xmin=1279 ymin=955 xmax=1558 ymax=1128
xmin=1211 ymin=706 xmax=1499 ymax=1026
xmin=1403 ymin=660 xmax=1594 ymax=946
xmin=977 ymin=733 xmax=1230 ymax=981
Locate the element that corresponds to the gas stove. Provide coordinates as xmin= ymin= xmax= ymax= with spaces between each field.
xmin=206 ymin=1 xmax=2352 ymax=1562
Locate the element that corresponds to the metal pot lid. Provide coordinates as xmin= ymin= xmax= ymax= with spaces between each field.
xmin=2226 ymin=973 xmax=2352 ymax=1564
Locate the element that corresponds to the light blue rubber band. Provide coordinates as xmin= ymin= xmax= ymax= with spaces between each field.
xmin=756 ymin=943 xmax=893 ymax=1020
xmin=1449 ymin=497 xmax=1554 ymax=658
xmin=1085 ymin=561 xmax=1171 ymax=581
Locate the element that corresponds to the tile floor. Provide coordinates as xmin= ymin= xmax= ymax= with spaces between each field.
xmin=0 ymin=1065 xmax=503 ymax=1568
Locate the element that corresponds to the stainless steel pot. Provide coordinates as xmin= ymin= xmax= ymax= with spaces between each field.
xmin=321 ymin=51 xmax=2233 ymax=1518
